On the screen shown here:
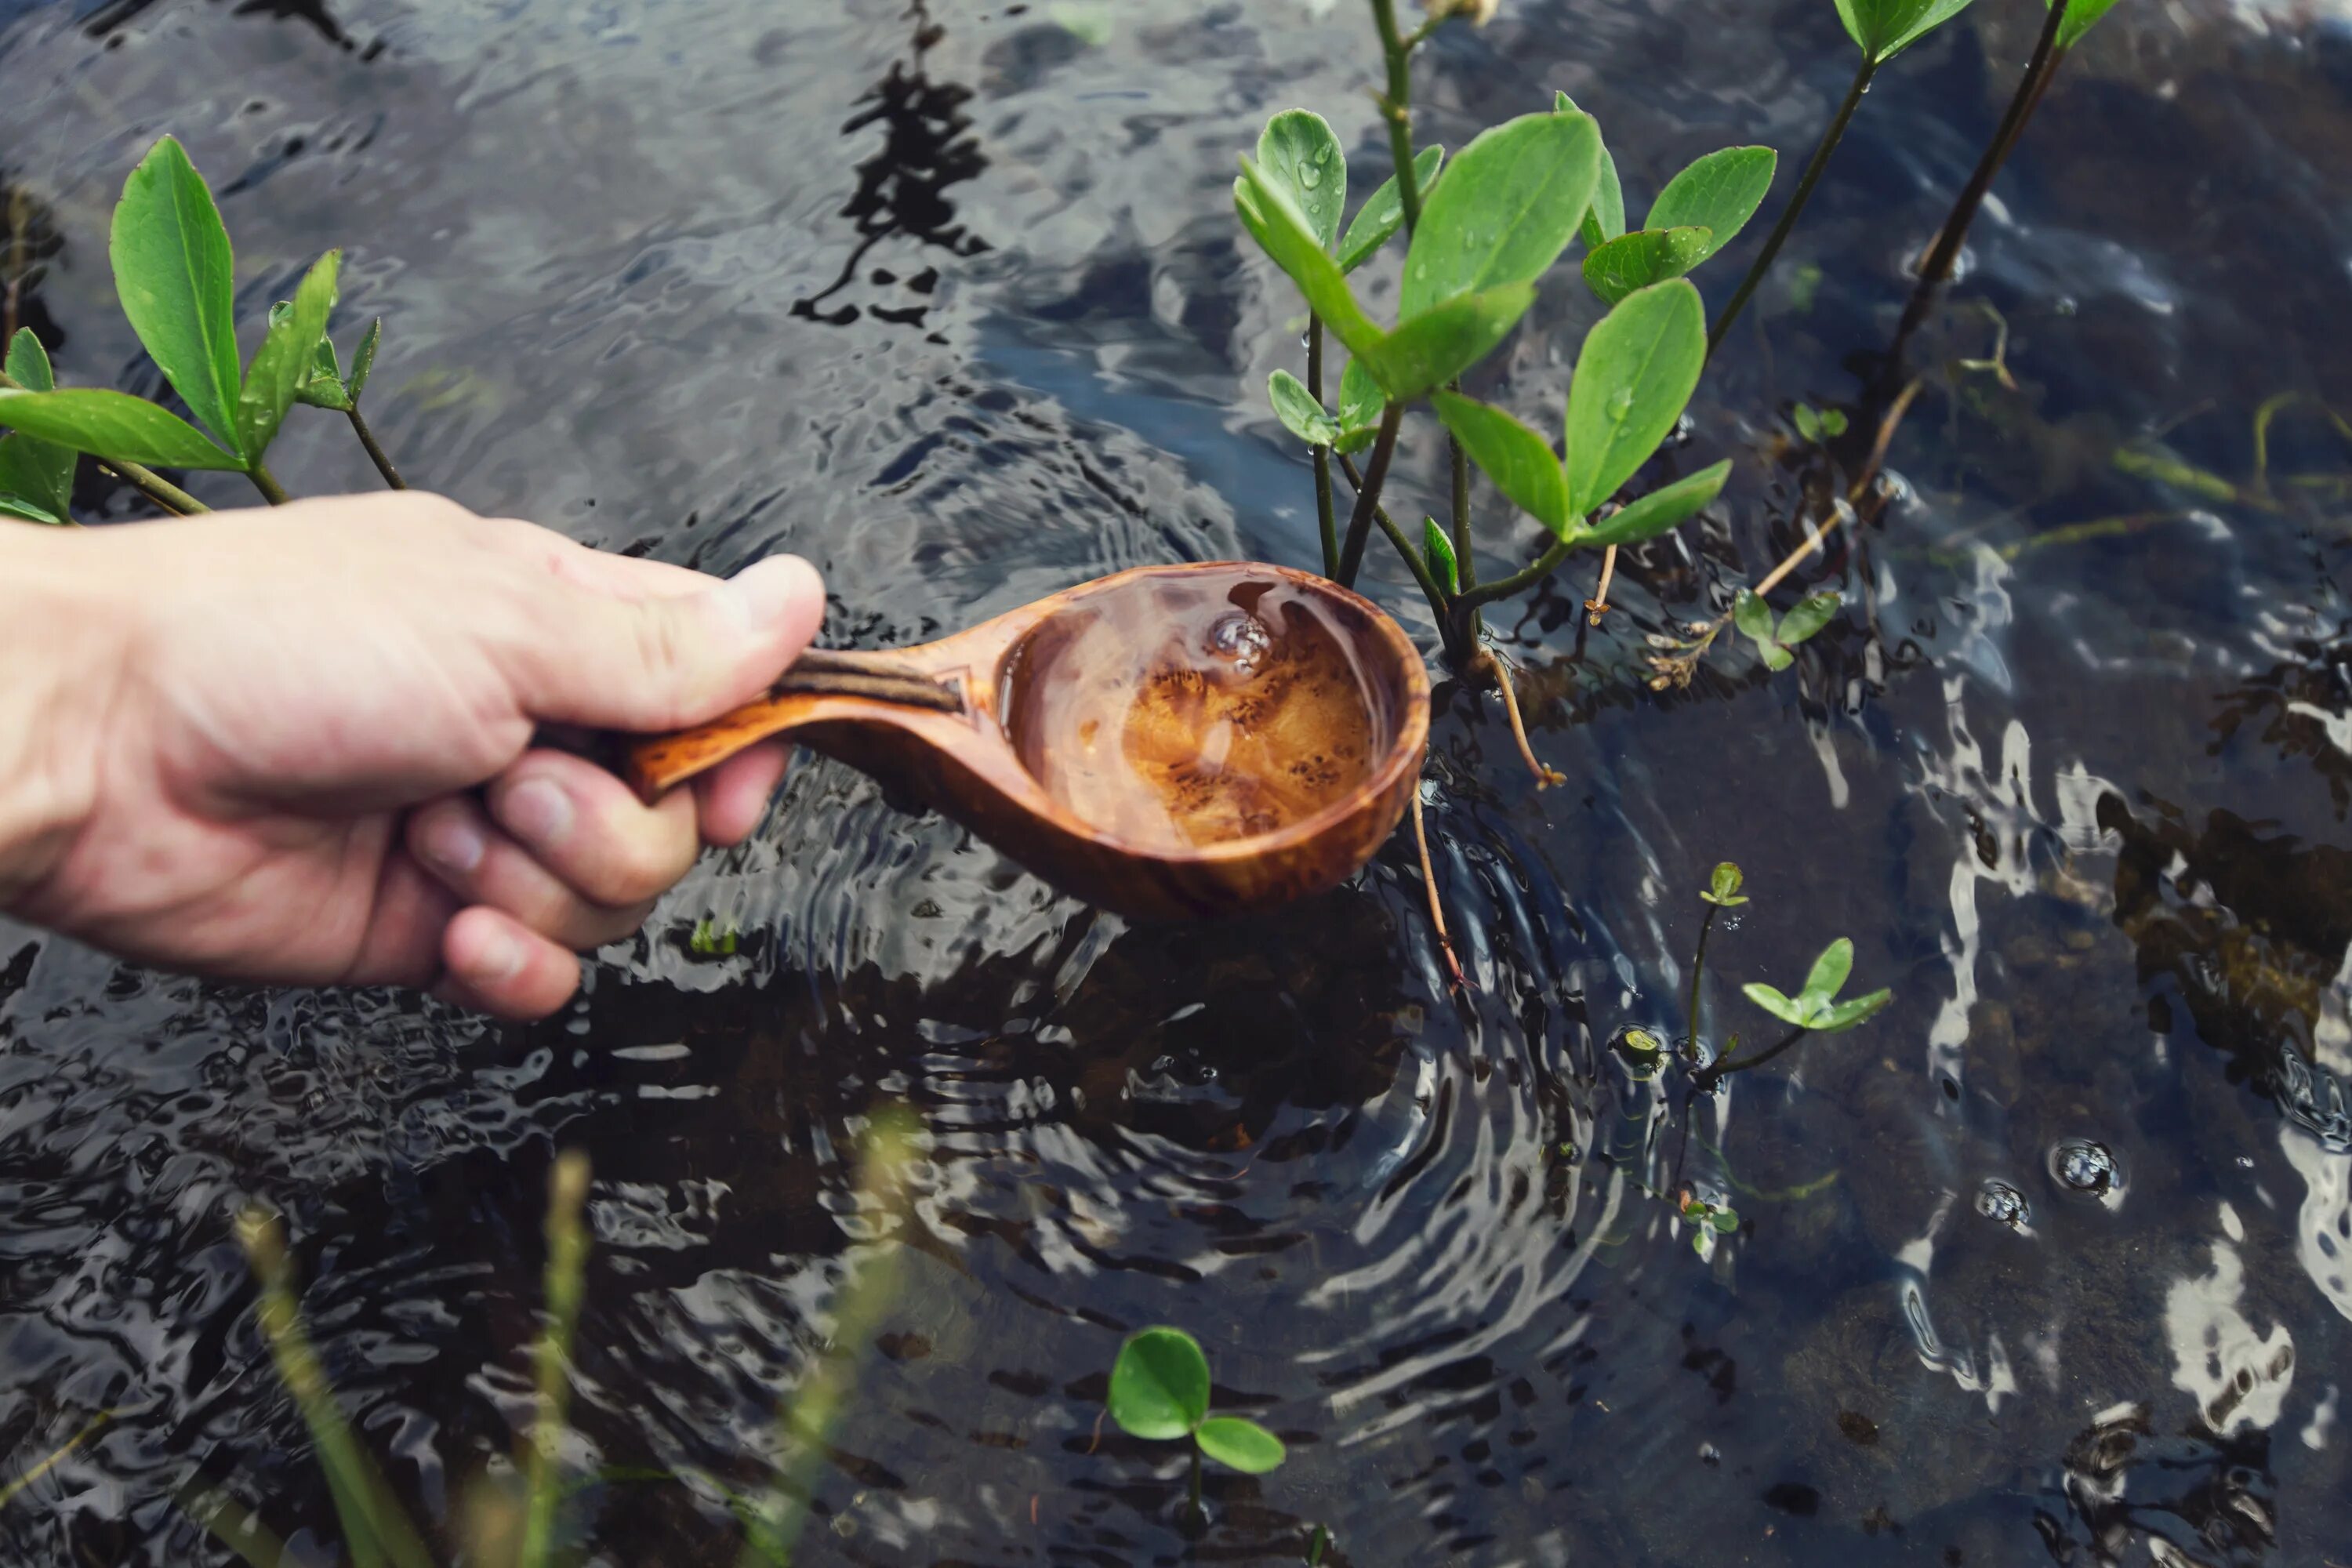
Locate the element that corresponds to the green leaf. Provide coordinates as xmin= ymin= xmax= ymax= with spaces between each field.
xmin=1732 ymin=587 xmax=1777 ymax=647
xmin=1432 ymin=390 xmax=1569 ymax=535
xmin=238 ymin=249 xmax=340 ymax=463
xmin=1423 ymin=517 xmax=1460 ymax=593
xmin=1741 ymin=981 xmax=1807 ymax=1026
xmin=1561 ymin=278 xmax=1706 ymax=516
xmin=1337 ymin=147 xmax=1444 ymax=273
xmin=1399 ymin=110 xmax=1601 ymax=319
xmin=1257 ymin=111 xmax=1347 ymax=253
xmin=1236 ymin=159 xmax=1386 ymax=365
xmin=1555 ymin=93 xmax=1626 ymax=249
xmin=1581 ymin=227 xmax=1714 ymax=307
xmin=1800 ymin=938 xmax=1855 ymax=1008
xmin=1710 ymin=1207 xmax=1742 ymax=1234
xmin=1760 ymin=641 xmax=1795 ymax=671
xmin=1704 ymin=862 xmax=1746 ymax=907
xmin=0 ymin=330 xmax=77 ymax=520
xmin=1196 ymin=1416 xmax=1287 ymax=1474
xmin=1834 ymin=0 xmax=1976 ymax=62
xmin=1793 ymin=403 xmax=1822 ymax=442
xmin=0 ymin=388 xmax=242 ymax=469
xmin=1643 ymin=147 xmax=1777 ymax=262
xmin=1268 ymin=368 xmax=1342 ymax=447
xmin=1108 ymin=1327 xmax=1209 ymax=1441
xmin=282 ymin=301 xmax=351 ymax=411
xmin=0 ymin=492 xmax=67 ymax=524
xmin=1775 ymin=591 xmax=1841 ymax=646
xmin=1366 ymin=281 xmax=1534 ymax=401
xmin=1577 ymin=457 xmax=1732 ymax=550
xmin=347 ymin=318 xmax=381 ymax=401
xmin=1337 ymin=358 xmax=1385 ymax=436
xmin=111 ymin=135 xmax=243 ymax=456
xmin=2053 ymin=0 xmax=2122 ymax=49
xmin=1815 ymin=988 xmax=1894 ymax=1031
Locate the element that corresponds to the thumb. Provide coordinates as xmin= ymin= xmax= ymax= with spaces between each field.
xmin=505 ymin=554 xmax=827 ymax=731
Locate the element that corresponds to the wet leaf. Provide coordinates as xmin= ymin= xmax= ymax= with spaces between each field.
xmin=1337 ymin=358 xmax=1385 ymax=445
xmin=1776 ymin=591 xmax=1841 ymax=646
xmin=111 ymin=136 xmax=243 ymax=456
xmin=0 ymin=388 xmax=242 ymax=469
xmin=1578 ymin=459 xmax=1729 ymax=548
xmin=1834 ymin=0 xmax=1976 ymax=62
xmin=1794 ymin=403 xmax=1822 ymax=442
xmin=1235 ymin=158 xmax=1386 ymax=365
xmin=282 ymin=302 xmax=351 ymax=412
xmin=1732 ymin=587 xmax=1777 ymax=647
xmin=1257 ymin=110 xmax=1347 ymax=252
xmin=1562 ymin=278 xmax=1705 ymax=516
xmin=1367 ymin=281 xmax=1534 ymax=401
xmin=1741 ymin=981 xmax=1807 ymax=1026
xmin=0 ymin=329 xmax=77 ymax=521
xmin=1760 ymin=641 xmax=1795 ymax=671
xmin=1581 ymin=227 xmax=1714 ymax=307
xmin=1710 ymin=1207 xmax=1742 ymax=1233
xmin=1268 ymin=368 xmax=1342 ymax=447
xmin=1814 ymin=988 xmax=1893 ymax=1031
xmin=1400 ymin=110 xmax=1600 ymax=319
xmin=1195 ymin=1416 xmax=1287 ymax=1475
xmin=1555 ymin=93 xmax=1625 ymax=249
xmin=1800 ymin=938 xmax=1856 ymax=1008
xmin=1109 ymin=1327 xmax=1209 ymax=1441
xmin=1704 ymin=862 xmax=1747 ymax=907
xmin=1337 ymin=147 xmax=1442 ymax=272
xmin=2052 ymin=0 xmax=2121 ymax=49
xmin=1644 ymin=146 xmax=1776 ymax=261
xmin=1423 ymin=517 xmax=1460 ymax=593
xmin=348 ymin=318 xmax=382 ymax=401
xmin=238 ymin=249 xmax=339 ymax=463
xmin=1432 ymin=390 xmax=1568 ymax=535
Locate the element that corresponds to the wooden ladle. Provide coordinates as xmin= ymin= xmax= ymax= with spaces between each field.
xmin=624 ymin=561 xmax=1430 ymax=920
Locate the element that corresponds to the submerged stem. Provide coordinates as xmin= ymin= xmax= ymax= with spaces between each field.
xmin=1708 ymin=55 xmax=1877 ymax=358
xmin=346 ymin=404 xmax=408 ymax=490
xmin=1695 ymin=1024 xmax=1810 ymax=1091
xmin=1334 ymin=401 xmax=1403 ymax=587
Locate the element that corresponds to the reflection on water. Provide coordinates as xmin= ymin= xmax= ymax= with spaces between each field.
xmin=5 ymin=0 xmax=2352 ymax=1563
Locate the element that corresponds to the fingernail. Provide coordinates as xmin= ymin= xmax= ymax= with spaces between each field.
xmin=713 ymin=554 xmax=823 ymax=634
xmin=420 ymin=811 xmax=485 ymax=874
xmin=503 ymin=777 xmax=575 ymax=850
xmin=463 ymin=923 xmax=524 ymax=983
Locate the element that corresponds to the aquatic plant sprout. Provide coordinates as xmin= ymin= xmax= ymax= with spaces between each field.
xmin=1107 ymin=1327 xmax=1287 ymax=1526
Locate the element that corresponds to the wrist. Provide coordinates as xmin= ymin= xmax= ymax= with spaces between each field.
xmin=0 ymin=526 xmax=113 ymax=911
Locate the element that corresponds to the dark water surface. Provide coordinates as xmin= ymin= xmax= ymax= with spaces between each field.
xmin=6 ymin=0 xmax=2352 ymax=1562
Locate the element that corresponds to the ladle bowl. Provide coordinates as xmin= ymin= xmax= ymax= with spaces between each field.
xmin=625 ymin=561 xmax=1431 ymax=920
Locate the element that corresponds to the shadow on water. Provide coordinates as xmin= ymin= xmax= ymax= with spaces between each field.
xmin=5 ymin=0 xmax=2352 ymax=1563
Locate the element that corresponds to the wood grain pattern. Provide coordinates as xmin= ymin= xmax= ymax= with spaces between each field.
xmin=623 ymin=562 xmax=1430 ymax=920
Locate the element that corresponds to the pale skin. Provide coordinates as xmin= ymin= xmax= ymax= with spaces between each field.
xmin=0 ymin=492 xmax=824 ymax=1019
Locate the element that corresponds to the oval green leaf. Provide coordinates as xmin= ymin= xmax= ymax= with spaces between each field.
xmin=1257 ymin=111 xmax=1348 ymax=253
xmin=1582 ymin=227 xmax=1714 ymax=307
xmin=2053 ymin=0 xmax=2121 ymax=49
xmin=1337 ymin=358 xmax=1385 ymax=432
xmin=1563 ymin=278 xmax=1706 ymax=516
xmin=238 ymin=249 xmax=341 ymax=463
xmin=1800 ymin=938 xmax=1856 ymax=1007
xmin=1816 ymin=988 xmax=1894 ymax=1032
xmin=0 ymin=492 xmax=67 ymax=524
xmin=111 ymin=135 xmax=243 ymax=456
xmin=1835 ymin=0 xmax=1976 ymax=62
xmin=1644 ymin=146 xmax=1777 ymax=261
xmin=1740 ymin=981 xmax=1807 ymax=1027
xmin=1731 ymin=586 xmax=1777 ymax=645
xmin=1432 ymin=390 xmax=1569 ymax=535
xmin=1422 ymin=517 xmax=1460 ymax=593
xmin=1366 ymin=281 xmax=1534 ymax=401
xmin=348 ymin=318 xmax=382 ymax=401
xmin=0 ymin=387 xmax=243 ymax=469
xmin=1337 ymin=146 xmax=1444 ymax=273
xmin=1108 ymin=1327 xmax=1210 ymax=1441
xmin=1399 ymin=110 xmax=1601 ymax=319
xmin=1268 ymin=368 xmax=1341 ymax=448
xmin=1555 ymin=93 xmax=1626 ymax=249
xmin=1196 ymin=1416 xmax=1287 ymax=1475
xmin=0 ymin=330 xmax=78 ymax=520
xmin=1775 ymin=590 xmax=1841 ymax=646
xmin=1581 ymin=459 xmax=1729 ymax=549
xmin=1236 ymin=159 xmax=1385 ymax=365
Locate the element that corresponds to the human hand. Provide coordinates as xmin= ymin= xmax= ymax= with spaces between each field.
xmin=0 ymin=493 xmax=823 ymax=1018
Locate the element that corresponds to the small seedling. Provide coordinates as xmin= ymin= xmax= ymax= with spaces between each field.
xmin=1679 ymin=1194 xmax=1742 ymax=1253
xmin=1108 ymin=1327 xmax=1285 ymax=1528
xmin=1731 ymin=587 xmax=1840 ymax=671
xmin=1791 ymin=402 xmax=1848 ymax=443
xmin=1742 ymin=937 xmax=1892 ymax=1033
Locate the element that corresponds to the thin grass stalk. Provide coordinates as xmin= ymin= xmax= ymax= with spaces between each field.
xmin=0 ymin=1409 xmax=115 ymax=1513
xmin=236 ymin=1209 xmax=436 ymax=1568
xmin=347 ymin=404 xmax=408 ymax=489
xmin=1914 ymin=0 xmax=2073 ymax=288
xmin=519 ymin=1150 xmax=593 ymax=1568
xmin=180 ymin=1483 xmax=296 ymax=1568
xmin=1708 ymin=56 xmax=1877 ymax=358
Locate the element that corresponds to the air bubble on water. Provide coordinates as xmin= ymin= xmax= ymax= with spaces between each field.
xmin=1205 ymin=610 xmax=1272 ymax=677
xmin=1976 ymin=1179 xmax=2029 ymax=1228
xmin=2049 ymin=1137 xmax=2122 ymax=1200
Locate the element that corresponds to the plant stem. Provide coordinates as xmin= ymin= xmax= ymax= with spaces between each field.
xmin=1708 ymin=55 xmax=1877 ymax=358
xmin=1450 ymin=434 xmax=1479 ymax=641
xmin=1368 ymin=0 xmax=1425 ymax=234
xmin=248 ymin=463 xmax=290 ymax=506
xmin=1585 ymin=543 xmax=1619 ymax=624
xmin=345 ymin=403 xmax=408 ymax=489
xmin=1188 ymin=1443 xmax=1204 ymax=1529
xmin=1454 ymin=535 xmax=1574 ymax=613
xmin=1338 ymin=450 xmax=1454 ymax=634
xmin=1750 ymin=376 xmax=1922 ymax=597
xmin=520 ymin=1152 xmax=592 ymax=1568
xmin=1474 ymin=647 xmax=1562 ymax=786
xmin=1695 ymin=1024 xmax=1809 ymax=1091
xmin=1914 ymin=2 xmax=2072 ymax=289
xmin=1413 ymin=786 xmax=1466 ymax=989
xmin=1308 ymin=318 xmax=1339 ymax=576
xmin=1684 ymin=905 xmax=1719 ymax=1064
xmin=0 ymin=368 xmax=210 ymax=515
xmin=1334 ymin=401 xmax=1403 ymax=587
